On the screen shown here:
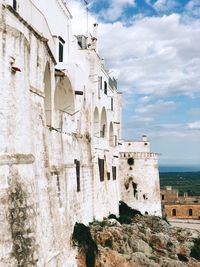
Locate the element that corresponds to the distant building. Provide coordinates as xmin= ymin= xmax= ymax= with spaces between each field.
xmin=161 ymin=186 xmax=200 ymax=220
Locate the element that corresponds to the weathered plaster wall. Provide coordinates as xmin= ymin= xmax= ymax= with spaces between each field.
xmin=119 ymin=141 xmax=161 ymax=216
xmin=0 ymin=1 xmax=162 ymax=266
xmin=165 ymin=204 xmax=200 ymax=220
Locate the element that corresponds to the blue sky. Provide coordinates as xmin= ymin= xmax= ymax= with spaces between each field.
xmin=68 ymin=0 xmax=200 ymax=167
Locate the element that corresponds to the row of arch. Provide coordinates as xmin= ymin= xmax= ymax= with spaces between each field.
xmin=44 ymin=63 xmax=75 ymax=126
xmin=44 ymin=63 xmax=116 ymax=147
xmin=172 ymin=208 xmax=193 ymax=216
xmin=94 ymin=107 xmax=115 ymax=146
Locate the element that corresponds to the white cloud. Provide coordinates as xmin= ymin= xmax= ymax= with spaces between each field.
xmin=137 ymin=95 xmax=152 ymax=103
xmin=135 ymin=100 xmax=176 ymax=114
xmin=154 ymin=0 xmax=179 ymax=12
xmin=189 ymin=108 xmax=200 ymax=116
xmin=185 ymin=0 xmax=200 ymax=17
xmin=68 ymin=2 xmax=200 ymax=98
xmin=97 ymin=14 xmax=200 ymax=98
xmin=187 ymin=121 xmax=200 ymax=130
xmin=99 ymin=0 xmax=136 ymax=22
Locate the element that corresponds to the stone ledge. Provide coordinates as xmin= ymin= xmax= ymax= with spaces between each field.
xmin=30 ymin=86 xmax=45 ymax=98
xmin=0 ymin=153 xmax=35 ymax=165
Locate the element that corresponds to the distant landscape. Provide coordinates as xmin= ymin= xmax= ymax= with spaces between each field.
xmin=159 ymin=167 xmax=200 ymax=196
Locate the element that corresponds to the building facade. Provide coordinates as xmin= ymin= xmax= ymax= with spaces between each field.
xmin=119 ymin=136 xmax=161 ymax=216
xmin=161 ymin=186 xmax=200 ymax=220
xmin=0 ymin=1 xmax=161 ymax=266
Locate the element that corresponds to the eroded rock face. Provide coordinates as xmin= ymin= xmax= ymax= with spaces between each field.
xmin=77 ymin=216 xmax=200 ymax=267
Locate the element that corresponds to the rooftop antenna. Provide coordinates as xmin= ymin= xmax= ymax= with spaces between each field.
xmin=83 ymin=0 xmax=89 ymax=36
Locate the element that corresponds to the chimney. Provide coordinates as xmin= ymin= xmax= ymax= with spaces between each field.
xmin=142 ymin=135 xmax=147 ymax=142
xmin=91 ymin=23 xmax=98 ymax=51
xmin=93 ymin=23 xmax=98 ymax=39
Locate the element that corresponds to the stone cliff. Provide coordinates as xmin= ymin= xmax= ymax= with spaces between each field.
xmin=75 ymin=214 xmax=200 ymax=267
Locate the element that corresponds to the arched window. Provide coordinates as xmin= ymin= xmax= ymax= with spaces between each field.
xmin=54 ymin=75 xmax=75 ymax=127
xmin=189 ymin=209 xmax=193 ymax=216
xmin=100 ymin=107 xmax=107 ymax=138
xmin=44 ymin=62 xmax=52 ymax=126
xmin=172 ymin=209 xmax=176 ymax=216
xmin=93 ymin=107 xmax=100 ymax=137
xmin=109 ymin=122 xmax=114 ymax=146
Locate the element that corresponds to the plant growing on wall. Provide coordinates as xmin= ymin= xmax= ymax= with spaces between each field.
xmin=72 ymin=223 xmax=98 ymax=267
xmin=7 ymin=180 xmax=37 ymax=267
xmin=190 ymin=238 xmax=200 ymax=260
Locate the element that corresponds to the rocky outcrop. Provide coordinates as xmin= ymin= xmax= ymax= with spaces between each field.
xmin=77 ymin=216 xmax=200 ymax=267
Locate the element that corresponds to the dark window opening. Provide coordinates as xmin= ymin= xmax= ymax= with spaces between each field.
xmin=132 ymin=182 xmax=138 ymax=197
xmin=127 ymin=157 xmax=134 ymax=166
xmin=59 ymin=42 xmax=64 ymax=62
xmin=145 ymin=211 xmax=148 ymax=215
xmin=143 ymin=194 xmax=147 ymax=200
xmin=111 ymin=98 xmax=114 ymax=111
xmin=13 ymin=0 xmax=17 ymax=10
xmin=107 ymin=172 xmax=110 ymax=180
xmin=162 ymin=195 xmax=165 ymax=200
xmin=189 ymin=209 xmax=193 ymax=216
xmin=172 ymin=209 xmax=176 ymax=216
xmin=98 ymin=158 xmax=104 ymax=181
xmin=58 ymin=37 xmax=65 ymax=63
xmin=144 ymin=142 xmax=148 ymax=146
xmin=114 ymin=135 xmax=117 ymax=147
xmin=104 ymin=81 xmax=107 ymax=95
xmin=101 ymin=124 xmax=106 ymax=138
xmin=112 ymin=166 xmax=116 ymax=180
xmin=75 ymin=159 xmax=80 ymax=192
xmin=98 ymin=76 xmax=102 ymax=90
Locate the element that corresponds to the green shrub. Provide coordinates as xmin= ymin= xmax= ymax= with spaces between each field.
xmin=119 ymin=201 xmax=141 ymax=217
xmin=72 ymin=223 xmax=98 ymax=267
xmin=177 ymin=254 xmax=188 ymax=262
xmin=190 ymin=238 xmax=200 ymax=260
xmin=104 ymin=238 xmax=113 ymax=248
xmin=118 ymin=215 xmax=132 ymax=224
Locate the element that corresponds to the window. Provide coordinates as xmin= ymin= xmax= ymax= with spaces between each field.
xmin=111 ymin=98 xmax=114 ymax=111
xmin=112 ymin=166 xmax=116 ymax=180
xmin=162 ymin=195 xmax=165 ymax=200
xmin=75 ymin=160 xmax=80 ymax=192
xmin=114 ymin=135 xmax=118 ymax=147
xmin=98 ymin=158 xmax=104 ymax=181
xmin=58 ymin=37 xmax=65 ymax=62
xmin=107 ymin=172 xmax=110 ymax=180
xmin=104 ymin=81 xmax=107 ymax=95
xmin=13 ymin=0 xmax=17 ymax=10
xmin=172 ymin=209 xmax=176 ymax=216
xmin=189 ymin=209 xmax=193 ymax=216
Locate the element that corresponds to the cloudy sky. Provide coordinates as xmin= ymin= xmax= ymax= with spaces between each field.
xmin=67 ymin=0 xmax=200 ymax=167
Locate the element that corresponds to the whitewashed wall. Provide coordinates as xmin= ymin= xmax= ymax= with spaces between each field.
xmin=119 ymin=139 xmax=162 ymax=216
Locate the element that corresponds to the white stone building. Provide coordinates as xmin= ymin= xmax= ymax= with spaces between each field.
xmin=119 ymin=136 xmax=161 ymax=216
xmin=0 ymin=1 xmax=161 ymax=266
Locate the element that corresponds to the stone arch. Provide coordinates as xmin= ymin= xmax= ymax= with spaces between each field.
xmin=55 ymin=75 xmax=75 ymax=114
xmin=93 ymin=107 xmax=100 ymax=137
xmin=109 ymin=122 xmax=114 ymax=146
xmin=100 ymin=107 xmax=107 ymax=138
xmin=44 ymin=62 xmax=52 ymax=126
